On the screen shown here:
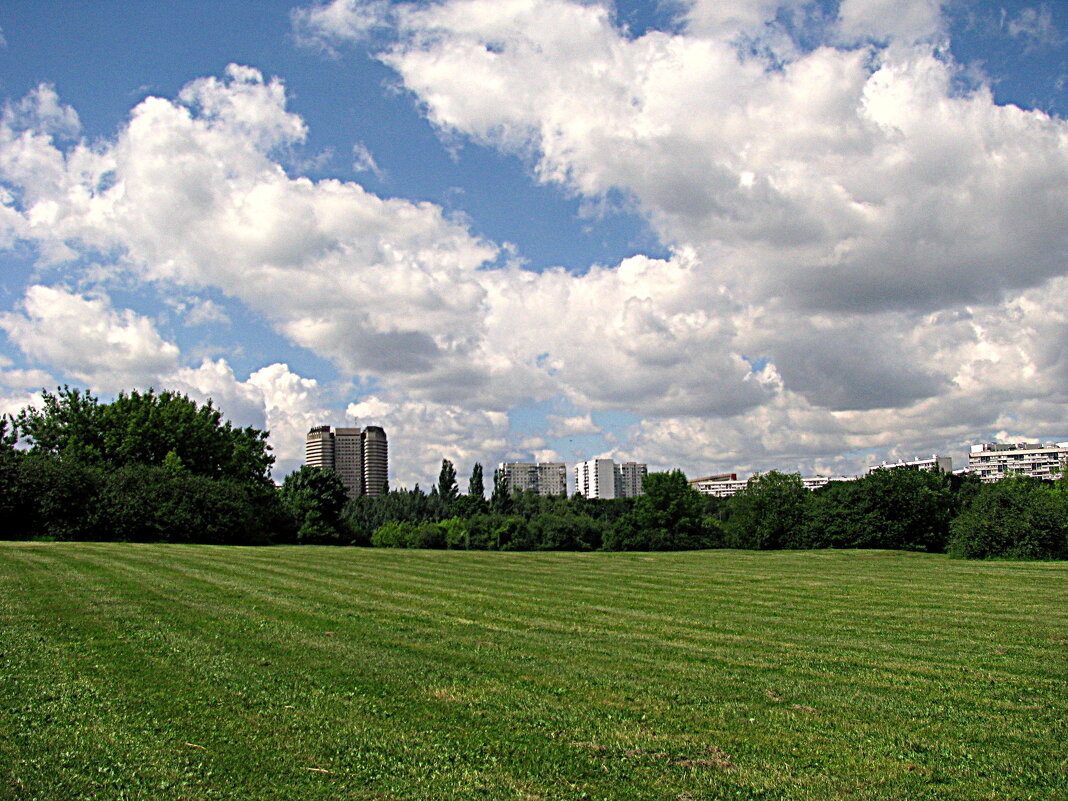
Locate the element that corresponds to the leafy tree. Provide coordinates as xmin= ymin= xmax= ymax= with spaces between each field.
xmin=5 ymin=455 xmax=103 ymax=541
xmin=437 ymin=458 xmax=459 ymax=502
xmin=14 ymin=387 xmax=273 ymax=483
xmin=100 ymin=466 xmax=275 ymax=545
xmin=370 ymin=519 xmax=450 ymax=549
xmin=494 ymin=516 xmax=530 ymax=551
xmin=468 ymin=462 xmax=485 ymax=499
xmin=606 ymin=470 xmax=720 ymax=550
xmin=0 ymin=417 xmax=22 ymax=527
xmin=723 ymin=471 xmax=809 ymax=550
xmin=371 ymin=520 xmax=411 ymax=548
xmin=490 ymin=467 xmax=510 ymax=513
xmin=462 ymin=514 xmax=502 ymax=550
xmin=803 ymin=469 xmax=952 ymax=552
xmin=0 ymin=416 xmax=18 ymax=452
xmin=281 ymin=465 xmax=350 ymax=542
xmin=440 ymin=517 xmax=469 ymax=549
xmin=948 ymin=476 xmax=1068 ymax=560
xmin=801 ymin=480 xmax=865 ymax=548
xmin=528 ymin=512 xmax=607 ymax=551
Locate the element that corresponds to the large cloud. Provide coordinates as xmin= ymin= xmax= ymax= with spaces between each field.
xmin=0 ymin=65 xmax=501 ymax=400
xmin=0 ymin=283 xmax=335 ymax=477
xmin=366 ymin=0 xmax=1068 ymax=314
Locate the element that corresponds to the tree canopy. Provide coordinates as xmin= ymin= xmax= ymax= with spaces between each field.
xmin=468 ymin=462 xmax=485 ymax=499
xmin=12 ymin=387 xmax=273 ymax=484
xmin=437 ymin=458 xmax=459 ymax=502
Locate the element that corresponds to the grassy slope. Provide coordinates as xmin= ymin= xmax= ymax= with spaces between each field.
xmin=0 ymin=544 xmax=1065 ymax=801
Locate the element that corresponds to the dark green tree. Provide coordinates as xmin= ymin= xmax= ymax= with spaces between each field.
xmin=490 ymin=466 xmax=510 ymax=513
xmin=99 ymin=466 xmax=275 ymax=545
xmin=6 ymin=455 xmax=103 ymax=541
xmin=437 ymin=458 xmax=459 ymax=502
xmin=948 ymin=476 xmax=1068 ymax=560
xmin=281 ymin=465 xmax=350 ymax=541
xmin=723 ymin=471 xmax=809 ymax=550
xmin=606 ymin=470 xmax=720 ymax=550
xmin=14 ymin=387 xmax=273 ymax=484
xmin=802 ymin=468 xmax=952 ymax=551
xmin=468 ymin=462 xmax=485 ymax=499
xmin=451 ymin=462 xmax=487 ymax=518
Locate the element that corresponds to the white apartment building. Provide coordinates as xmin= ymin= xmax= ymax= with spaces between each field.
xmin=968 ymin=441 xmax=1068 ymax=483
xmin=574 ymin=459 xmax=617 ymax=499
xmin=689 ymin=473 xmax=747 ymax=497
xmin=801 ymin=475 xmax=858 ymax=491
xmin=868 ymin=455 xmax=953 ymax=474
xmin=690 ymin=473 xmax=856 ymax=497
xmin=497 ymin=462 xmax=567 ymax=496
xmin=573 ymin=458 xmax=647 ymax=499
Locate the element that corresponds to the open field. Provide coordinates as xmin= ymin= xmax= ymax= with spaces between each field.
xmin=1 ymin=545 xmax=1065 ymax=800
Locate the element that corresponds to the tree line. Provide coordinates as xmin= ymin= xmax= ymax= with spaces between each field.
xmin=2 ymin=388 xmax=1065 ymax=560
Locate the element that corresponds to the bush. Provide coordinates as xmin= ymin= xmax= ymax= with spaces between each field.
xmin=7 ymin=455 xmax=104 ymax=541
xmin=527 ymin=512 xmax=607 ymax=551
xmin=370 ymin=520 xmax=449 ymax=549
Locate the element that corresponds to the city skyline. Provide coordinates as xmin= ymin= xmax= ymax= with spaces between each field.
xmin=0 ymin=1 xmax=1066 ymax=489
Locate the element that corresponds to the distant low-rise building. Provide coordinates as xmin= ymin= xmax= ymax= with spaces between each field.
xmin=497 ymin=461 xmax=567 ymax=496
xmin=968 ymin=441 xmax=1068 ymax=483
xmin=801 ymin=475 xmax=858 ymax=491
xmin=868 ymin=455 xmax=953 ymax=474
xmin=690 ymin=472 xmax=856 ymax=497
xmin=688 ymin=473 xmax=746 ymax=497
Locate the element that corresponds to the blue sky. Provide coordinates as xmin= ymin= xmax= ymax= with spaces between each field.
xmin=0 ymin=0 xmax=1065 ymax=487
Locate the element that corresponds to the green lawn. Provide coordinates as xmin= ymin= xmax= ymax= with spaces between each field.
xmin=1 ymin=544 xmax=1065 ymax=800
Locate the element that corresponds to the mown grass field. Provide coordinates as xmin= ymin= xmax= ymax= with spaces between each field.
xmin=0 ymin=544 xmax=1065 ymax=801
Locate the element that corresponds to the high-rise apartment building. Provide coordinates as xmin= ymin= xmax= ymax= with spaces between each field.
xmin=537 ymin=462 xmax=568 ymax=496
xmin=574 ymin=458 xmax=647 ymax=499
xmin=497 ymin=461 xmax=567 ymax=496
xmin=305 ymin=424 xmax=388 ymax=497
xmin=305 ymin=425 xmax=335 ymax=472
xmin=361 ymin=426 xmax=389 ymax=497
xmin=617 ymin=462 xmax=648 ymax=497
xmin=333 ymin=427 xmax=364 ymax=497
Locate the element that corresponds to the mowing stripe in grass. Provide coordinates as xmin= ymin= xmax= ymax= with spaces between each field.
xmin=2 ymin=544 xmax=1065 ymax=800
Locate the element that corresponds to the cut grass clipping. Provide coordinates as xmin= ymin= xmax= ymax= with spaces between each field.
xmin=1 ymin=544 xmax=1065 ymax=800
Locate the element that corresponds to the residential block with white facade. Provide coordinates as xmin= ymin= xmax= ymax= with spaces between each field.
xmin=868 ymin=455 xmax=953 ymax=474
xmin=573 ymin=458 xmax=647 ymax=498
xmin=968 ymin=441 xmax=1068 ymax=483
xmin=690 ymin=473 xmax=857 ymax=497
